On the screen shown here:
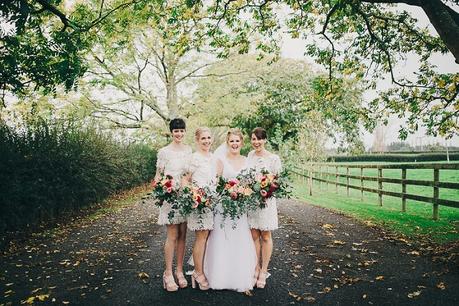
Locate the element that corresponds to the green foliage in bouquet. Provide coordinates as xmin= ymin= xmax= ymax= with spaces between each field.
xmin=151 ymin=174 xmax=176 ymax=207
xmin=251 ymin=169 xmax=291 ymax=209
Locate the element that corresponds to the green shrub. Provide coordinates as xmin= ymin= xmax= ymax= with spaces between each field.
xmin=0 ymin=121 xmax=156 ymax=232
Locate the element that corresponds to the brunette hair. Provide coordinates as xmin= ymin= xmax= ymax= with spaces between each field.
xmin=195 ymin=127 xmax=212 ymax=140
xmin=252 ymin=127 xmax=267 ymax=140
xmin=226 ymin=128 xmax=244 ymax=143
xmin=169 ymin=118 xmax=186 ymax=132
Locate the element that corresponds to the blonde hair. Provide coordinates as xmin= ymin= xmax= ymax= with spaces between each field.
xmin=226 ymin=128 xmax=244 ymax=143
xmin=195 ymin=127 xmax=212 ymax=140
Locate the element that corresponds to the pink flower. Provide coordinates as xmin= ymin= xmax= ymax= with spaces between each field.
xmin=260 ymin=189 xmax=268 ymax=197
xmin=230 ymin=192 xmax=238 ymax=200
xmin=166 ymin=187 xmax=172 ymax=193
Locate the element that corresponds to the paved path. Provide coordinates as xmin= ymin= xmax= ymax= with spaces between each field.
xmin=1 ymin=198 xmax=458 ymax=305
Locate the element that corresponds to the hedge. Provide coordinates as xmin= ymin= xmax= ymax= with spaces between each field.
xmin=0 ymin=121 xmax=156 ymax=233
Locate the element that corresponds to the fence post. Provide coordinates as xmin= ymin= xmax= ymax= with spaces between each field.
xmin=402 ymin=168 xmax=407 ymax=212
xmin=335 ymin=166 xmax=338 ymax=193
xmin=378 ymin=167 xmax=383 ymax=206
xmin=308 ymin=166 xmax=313 ymax=196
xmin=319 ymin=166 xmax=322 ymax=190
xmin=433 ymin=168 xmax=439 ymax=220
xmin=346 ymin=167 xmax=350 ymax=196
xmin=360 ymin=167 xmax=364 ymax=201
xmin=326 ymin=166 xmax=329 ymax=191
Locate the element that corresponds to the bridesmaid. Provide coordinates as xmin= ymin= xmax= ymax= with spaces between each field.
xmin=155 ymin=118 xmax=192 ymax=291
xmin=247 ymin=127 xmax=282 ymax=288
xmin=181 ymin=127 xmax=216 ymax=290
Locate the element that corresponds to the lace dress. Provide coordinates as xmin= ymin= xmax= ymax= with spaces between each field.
xmin=203 ymin=157 xmax=257 ymax=292
xmin=186 ymin=152 xmax=217 ymax=231
xmin=246 ymin=150 xmax=282 ymax=231
xmin=156 ymin=145 xmax=192 ymax=225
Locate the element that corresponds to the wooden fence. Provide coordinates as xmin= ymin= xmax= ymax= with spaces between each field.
xmin=291 ymin=163 xmax=459 ymax=220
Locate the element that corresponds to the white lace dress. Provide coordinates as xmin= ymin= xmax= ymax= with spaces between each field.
xmin=246 ymin=150 xmax=282 ymax=231
xmin=156 ymin=145 xmax=192 ymax=225
xmin=203 ymin=157 xmax=257 ymax=292
xmin=186 ymin=152 xmax=217 ymax=231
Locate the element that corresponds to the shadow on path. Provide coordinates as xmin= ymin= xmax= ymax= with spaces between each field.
xmin=1 ymin=198 xmax=458 ymax=305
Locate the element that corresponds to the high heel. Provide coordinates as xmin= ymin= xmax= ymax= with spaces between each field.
xmin=175 ymin=271 xmax=188 ymax=288
xmin=191 ymin=271 xmax=210 ymax=290
xmin=163 ymin=272 xmax=179 ymax=292
xmin=256 ymin=272 xmax=269 ymax=289
xmin=253 ymin=269 xmax=260 ymax=287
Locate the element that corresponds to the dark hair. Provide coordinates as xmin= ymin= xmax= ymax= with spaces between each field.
xmin=252 ymin=127 xmax=267 ymax=140
xmin=169 ymin=118 xmax=186 ymax=132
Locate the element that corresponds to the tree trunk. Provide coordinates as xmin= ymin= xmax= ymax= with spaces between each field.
xmin=421 ymin=0 xmax=459 ymax=64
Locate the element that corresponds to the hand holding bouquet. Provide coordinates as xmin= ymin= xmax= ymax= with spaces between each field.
xmin=216 ymin=170 xmax=255 ymax=221
xmin=151 ymin=174 xmax=176 ymax=207
xmin=176 ymin=185 xmax=214 ymax=217
xmin=251 ymin=169 xmax=290 ymax=208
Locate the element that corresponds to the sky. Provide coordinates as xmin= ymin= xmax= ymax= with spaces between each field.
xmin=279 ymin=4 xmax=459 ymax=149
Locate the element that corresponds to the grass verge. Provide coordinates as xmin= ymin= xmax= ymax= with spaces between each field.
xmin=292 ymin=179 xmax=459 ymax=244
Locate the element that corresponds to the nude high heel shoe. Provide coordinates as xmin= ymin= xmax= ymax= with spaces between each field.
xmin=163 ymin=272 xmax=179 ymax=292
xmin=175 ymin=271 xmax=188 ymax=288
xmin=191 ymin=271 xmax=210 ymax=290
xmin=256 ymin=271 xmax=269 ymax=289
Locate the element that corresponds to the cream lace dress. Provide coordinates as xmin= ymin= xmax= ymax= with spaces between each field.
xmin=156 ymin=145 xmax=192 ymax=225
xmin=185 ymin=152 xmax=217 ymax=231
xmin=246 ymin=150 xmax=282 ymax=230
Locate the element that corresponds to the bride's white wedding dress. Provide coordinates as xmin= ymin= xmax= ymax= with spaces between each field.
xmin=203 ymin=156 xmax=257 ymax=292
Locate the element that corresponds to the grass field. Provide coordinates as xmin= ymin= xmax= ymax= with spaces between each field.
xmin=291 ymin=162 xmax=459 ymax=243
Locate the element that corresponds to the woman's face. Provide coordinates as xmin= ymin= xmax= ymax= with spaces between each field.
xmin=197 ymin=131 xmax=212 ymax=152
xmin=251 ymin=134 xmax=266 ymax=152
xmin=171 ymin=129 xmax=186 ymax=143
xmin=227 ymin=134 xmax=242 ymax=154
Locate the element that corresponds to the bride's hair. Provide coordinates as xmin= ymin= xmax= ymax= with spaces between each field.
xmin=226 ymin=128 xmax=244 ymax=143
xmin=195 ymin=127 xmax=212 ymax=140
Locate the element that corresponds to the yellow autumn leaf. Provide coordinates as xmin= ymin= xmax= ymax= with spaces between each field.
xmin=24 ymin=296 xmax=36 ymax=304
xmin=322 ymin=223 xmax=334 ymax=229
xmin=37 ymin=294 xmax=49 ymax=301
xmin=333 ymin=240 xmax=346 ymax=245
xmin=375 ymin=275 xmax=384 ymax=281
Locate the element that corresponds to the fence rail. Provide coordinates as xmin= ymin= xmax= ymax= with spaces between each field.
xmin=291 ymin=162 xmax=459 ymax=220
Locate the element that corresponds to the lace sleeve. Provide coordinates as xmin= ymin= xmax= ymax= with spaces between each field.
xmin=272 ymin=155 xmax=282 ymax=175
xmin=187 ymin=154 xmax=199 ymax=175
xmin=156 ymin=148 xmax=166 ymax=174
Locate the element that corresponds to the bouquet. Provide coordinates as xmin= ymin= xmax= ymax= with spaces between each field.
xmin=151 ymin=174 xmax=177 ymax=207
xmin=176 ymin=185 xmax=214 ymax=217
xmin=216 ymin=168 xmax=255 ymax=221
xmin=251 ymin=169 xmax=291 ymax=208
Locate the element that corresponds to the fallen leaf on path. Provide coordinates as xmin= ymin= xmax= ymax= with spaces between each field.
xmin=322 ymin=224 xmax=334 ymax=229
xmin=437 ymin=282 xmax=446 ymax=290
xmin=407 ymin=251 xmax=420 ymax=256
xmin=333 ymin=240 xmax=346 ymax=245
xmin=407 ymin=290 xmax=422 ymax=298
xmin=375 ymin=276 xmax=384 ymax=281
xmin=138 ymin=272 xmax=150 ymax=283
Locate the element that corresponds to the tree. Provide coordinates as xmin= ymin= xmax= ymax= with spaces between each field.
xmin=0 ymin=0 xmax=141 ymax=105
xmin=190 ymin=55 xmax=367 ymax=155
xmin=201 ymin=0 xmax=459 ymax=138
xmin=71 ymin=0 xmax=219 ymax=137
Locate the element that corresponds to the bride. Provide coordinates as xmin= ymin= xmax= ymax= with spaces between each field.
xmin=203 ymin=128 xmax=257 ymax=292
